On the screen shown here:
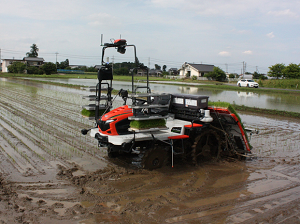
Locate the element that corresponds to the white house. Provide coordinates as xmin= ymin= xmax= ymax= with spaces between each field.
xmin=1 ymin=57 xmax=44 ymax=73
xmin=1 ymin=59 xmax=24 ymax=72
xmin=179 ymin=62 xmax=214 ymax=79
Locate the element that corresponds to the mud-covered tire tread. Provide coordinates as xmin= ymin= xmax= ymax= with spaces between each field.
xmin=192 ymin=129 xmax=221 ymax=165
xmin=142 ymin=145 xmax=168 ymax=170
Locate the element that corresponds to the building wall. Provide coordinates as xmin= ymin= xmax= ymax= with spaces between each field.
xmin=1 ymin=60 xmax=16 ymax=72
xmin=2 ymin=59 xmax=41 ymax=73
xmin=179 ymin=64 xmax=200 ymax=77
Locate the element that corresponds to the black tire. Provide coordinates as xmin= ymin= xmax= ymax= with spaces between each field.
xmin=142 ymin=145 xmax=168 ymax=170
xmin=247 ymin=84 xmax=249 ymax=87
xmin=107 ymin=144 xmax=119 ymax=158
xmin=192 ymin=130 xmax=221 ymax=165
xmin=238 ymin=83 xmax=241 ymax=87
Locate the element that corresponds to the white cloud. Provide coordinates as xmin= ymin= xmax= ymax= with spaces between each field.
xmin=87 ymin=13 xmax=122 ymax=28
xmin=268 ymin=9 xmax=298 ymax=18
xmin=0 ymin=0 xmax=86 ymax=21
xmin=267 ymin=32 xmax=275 ymax=38
xmin=243 ymin=50 xmax=253 ymax=55
xmin=149 ymin=0 xmax=300 ymax=20
xmin=219 ymin=51 xmax=231 ymax=56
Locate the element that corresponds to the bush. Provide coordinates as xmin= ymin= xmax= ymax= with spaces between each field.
xmin=42 ymin=62 xmax=57 ymax=75
xmin=192 ymin=75 xmax=197 ymax=80
xmin=7 ymin=62 xmax=26 ymax=73
xmin=205 ymin=67 xmax=227 ymax=81
xmin=26 ymin=66 xmax=44 ymax=75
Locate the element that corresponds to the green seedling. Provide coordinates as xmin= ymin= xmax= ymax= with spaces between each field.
xmin=130 ymin=119 xmax=166 ymax=129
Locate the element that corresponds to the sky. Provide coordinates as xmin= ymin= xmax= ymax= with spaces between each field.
xmin=1 ymin=0 xmax=300 ymax=74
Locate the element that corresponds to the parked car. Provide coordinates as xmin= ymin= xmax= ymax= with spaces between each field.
xmin=237 ymin=79 xmax=259 ymax=88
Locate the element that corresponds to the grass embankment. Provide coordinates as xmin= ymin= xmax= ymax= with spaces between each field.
xmin=209 ymin=101 xmax=300 ymax=119
xmin=0 ymin=72 xmax=97 ymax=79
xmin=233 ymin=104 xmax=300 ymax=119
xmin=258 ymin=79 xmax=300 ymax=89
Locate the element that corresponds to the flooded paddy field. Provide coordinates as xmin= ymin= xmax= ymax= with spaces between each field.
xmin=1 ymin=78 xmax=300 ymax=223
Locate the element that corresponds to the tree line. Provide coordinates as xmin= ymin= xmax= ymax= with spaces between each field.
xmin=6 ymin=44 xmax=300 ymax=80
xmin=267 ymin=63 xmax=300 ymax=79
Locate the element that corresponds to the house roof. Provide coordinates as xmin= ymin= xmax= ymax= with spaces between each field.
xmin=23 ymin=57 xmax=44 ymax=61
xmin=2 ymin=58 xmax=24 ymax=61
xmin=188 ymin=63 xmax=214 ymax=72
xmin=149 ymin=69 xmax=162 ymax=74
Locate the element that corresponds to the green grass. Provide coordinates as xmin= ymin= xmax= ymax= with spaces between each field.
xmin=81 ymin=109 xmax=106 ymax=117
xmin=0 ymin=72 xmax=97 ymax=79
xmin=233 ymin=104 xmax=300 ymax=118
xmin=81 ymin=109 xmax=96 ymax=117
xmin=258 ymin=79 xmax=300 ymax=89
xmin=130 ymin=119 xmax=166 ymax=129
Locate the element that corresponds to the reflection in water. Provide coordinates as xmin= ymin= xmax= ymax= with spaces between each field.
xmin=12 ymin=78 xmax=300 ymax=113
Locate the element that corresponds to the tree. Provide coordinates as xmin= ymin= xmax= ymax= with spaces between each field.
xmin=58 ymin=59 xmax=70 ymax=69
xmin=26 ymin=44 xmax=39 ymax=57
xmin=268 ymin=63 xmax=285 ymax=79
xmin=27 ymin=66 xmax=43 ymax=75
xmin=204 ymin=67 xmax=226 ymax=81
xmin=7 ymin=62 xmax=26 ymax=73
xmin=283 ymin=63 xmax=300 ymax=79
xmin=162 ymin=65 xmax=167 ymax=72
xmin=253 ymin=71 xmax=268 ymax=80
xmin=86 ymin=66 xmax=97 ymax=72
xmin=114 ymin=67 xmax=129 ymax=76
xmin=154 ymin=64 xmax=161 ymax=70
xmin=42 ymin=62 xmax=56 ymax=75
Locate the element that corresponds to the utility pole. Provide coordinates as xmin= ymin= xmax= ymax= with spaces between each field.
xmin=242 ymin=61 xmax=245 ymax=78
xmin=55 ymin=52 xmax=58 ymax=69
xmin=112 ymin=56 xmax=114 ymax=74
xmin=225 ymin=63 xmax=228 ymax=73
xmin=148 ymin=57 xmax=150 ymax=69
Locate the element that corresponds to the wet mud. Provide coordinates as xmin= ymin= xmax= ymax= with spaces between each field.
xmin=1 ymin=78 xmax=300 ymax=223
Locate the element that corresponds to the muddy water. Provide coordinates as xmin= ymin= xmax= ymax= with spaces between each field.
xmin=24 ymin=77 xmax=300 ymax=113
xmin=1 ymin=78 xmax=300 ymax=223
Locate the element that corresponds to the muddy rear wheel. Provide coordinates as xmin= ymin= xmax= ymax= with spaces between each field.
xmin=107 ymin=144 xmax=119 ymax=158
xmin=142 ymin=145 xmax=168 ymax=170
xmin=192 ymin=130 xmax=221 ymax=165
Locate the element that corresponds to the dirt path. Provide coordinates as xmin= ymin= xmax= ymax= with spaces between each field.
xmin=1 ymin=79 xmax=300 ymax=223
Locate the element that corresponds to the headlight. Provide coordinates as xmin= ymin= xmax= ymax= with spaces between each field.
xmin=105 ymin=119 xmax=116 ymax=124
